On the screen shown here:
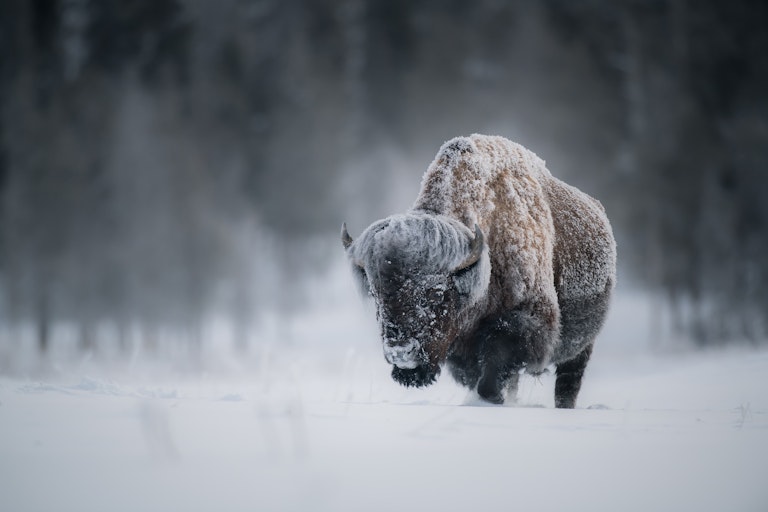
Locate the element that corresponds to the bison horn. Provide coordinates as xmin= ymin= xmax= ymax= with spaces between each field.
xmin=454 ymin=224 xmax=484 ymax=272
xmin=341 ymin=222 xmax=354 ymax=249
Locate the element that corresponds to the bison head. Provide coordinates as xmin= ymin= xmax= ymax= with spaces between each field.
xmin=342 ymin=214 xmax=490 ymax=388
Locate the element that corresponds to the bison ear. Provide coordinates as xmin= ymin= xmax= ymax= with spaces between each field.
xmin=342 ymin=222 xmax=365 ymax=269
xmin=341 ymin=222 xmax=353 ymax=249
xmin=453 ymin=224 xmax=484 ymax=273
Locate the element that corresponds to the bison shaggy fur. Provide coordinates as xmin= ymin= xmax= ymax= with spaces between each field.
xmin=343 ymin=134 xmax=616 ymax=408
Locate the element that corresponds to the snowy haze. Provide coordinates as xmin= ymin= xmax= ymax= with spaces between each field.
xmin=1 ymin=1 xmax=767 ymax=510
xmin=1 ymin=267 xmax=767 ymax=512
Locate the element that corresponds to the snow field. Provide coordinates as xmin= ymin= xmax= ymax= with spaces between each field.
xmin=1 ymin=346 xmax=767 ymax=512
xmin=1 ymin=279 xmax=767 ymax=512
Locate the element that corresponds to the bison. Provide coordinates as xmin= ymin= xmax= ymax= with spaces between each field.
xmin=342 ymin=134 xmax=616 ymax=408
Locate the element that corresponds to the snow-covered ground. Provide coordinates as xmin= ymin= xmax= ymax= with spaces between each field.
xmin=1 ymin=275 xmax=767 ymax=512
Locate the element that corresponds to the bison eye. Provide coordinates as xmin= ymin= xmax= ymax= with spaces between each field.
xmin=427 ymin=288 xmax=445 ymax=303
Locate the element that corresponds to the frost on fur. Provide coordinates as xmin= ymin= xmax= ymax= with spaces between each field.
xmin=343 ymin=134 xmax=616 ymax=408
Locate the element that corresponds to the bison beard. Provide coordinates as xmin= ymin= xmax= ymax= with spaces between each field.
xmin=391 ymin=364 xmax=441 ymax=388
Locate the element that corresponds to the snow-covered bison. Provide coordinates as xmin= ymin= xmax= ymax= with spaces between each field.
xmin=342 ymin=134 xmax=616 ymax=408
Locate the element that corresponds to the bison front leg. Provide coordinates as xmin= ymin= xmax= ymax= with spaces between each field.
xmin=475 ymin=304 xmax=557 ymax=405
xmin=476 ymin=359 xmax=514 ymax=404
xmin=476 ymin=368 xmax=520 ymax=405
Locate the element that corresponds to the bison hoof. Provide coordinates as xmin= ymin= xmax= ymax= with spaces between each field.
xmin=477 ymin=389 xmax=505 ymax=405
xmin=477 ymin=382 xmax=505 ymax=404
xmin=391 ymin=365 xmax=440 ymax=388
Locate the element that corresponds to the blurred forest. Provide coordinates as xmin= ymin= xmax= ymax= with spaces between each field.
xmin=0 ymin=0 xmax=766 ymax=358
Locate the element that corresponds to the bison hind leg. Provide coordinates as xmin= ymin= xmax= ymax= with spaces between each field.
xmin=554 ymin=343 xmax=593 ymax=408
xmin=554 ymin=287 xmax=612 ymax=408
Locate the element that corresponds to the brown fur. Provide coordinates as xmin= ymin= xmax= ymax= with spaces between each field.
xmin=414 ymin=134 xmax=615 ymax=367
xmin=346 ymin=134 xmax=616 ymax=405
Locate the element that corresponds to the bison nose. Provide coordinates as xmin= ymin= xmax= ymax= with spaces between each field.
xmin=383 ymin=338 xmax=421 ymax=369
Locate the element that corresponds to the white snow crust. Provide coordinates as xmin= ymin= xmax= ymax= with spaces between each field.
xmin=349 ymin=213 xmax=480 ymax=274
xmin=348 ymin=212 xmax=491 ymax=307
xmin=413 ymin=133 xmax=615 ymax=316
